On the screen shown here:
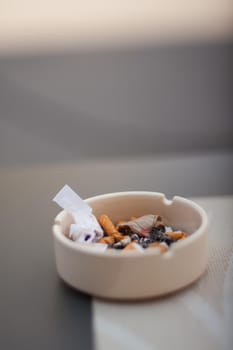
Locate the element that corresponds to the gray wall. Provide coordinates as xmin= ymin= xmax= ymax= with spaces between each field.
xmin=1 ymin=40 xmax=232 ymax=166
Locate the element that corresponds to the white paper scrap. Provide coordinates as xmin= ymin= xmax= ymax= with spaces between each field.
xmin=53 ymin=184 xmax=92 ymax=214
xmin=69 ymin=222 xmax=102 ymax=243
xmin=53 ymin=185 xmax=103 ymax=242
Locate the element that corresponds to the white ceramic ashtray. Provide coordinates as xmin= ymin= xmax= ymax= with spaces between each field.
xmin=52 ymin=188 xmax=208 ymax=300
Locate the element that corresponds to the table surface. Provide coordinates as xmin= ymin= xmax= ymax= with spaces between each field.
xmin=0 ymin=163 xmax=232 ymax=350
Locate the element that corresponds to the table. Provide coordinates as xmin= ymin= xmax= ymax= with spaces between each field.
xmin=0 ymin=163 xmax=232 ymax=350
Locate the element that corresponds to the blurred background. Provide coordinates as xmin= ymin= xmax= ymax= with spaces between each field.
xmin=0 ymin=0 xmax=233 ymax=197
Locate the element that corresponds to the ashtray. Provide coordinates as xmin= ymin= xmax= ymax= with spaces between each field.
xmin=52 ymin=191 xmax=208 ymax=299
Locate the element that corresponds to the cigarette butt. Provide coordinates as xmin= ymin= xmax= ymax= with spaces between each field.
xmin=113 ymin=233 xmax=125 ymax=242
xmin=166 ymin=232 xmax=188 ymax=240
xmin=121 ymin=236 xmax=131 ymax=247
xmin=180 ymin=234 xmax=188 ymax=240
xmin=98 ymin=236 xmax=115 ymax=245
xmin=98 ymin=215 xmax=119 ymax=236
xmin=150 ymin=242 xmax=168 ymax=253
xmin=124 ymin=242 xmax=136 ymax=251
xmin=123 ymin=242 xmax=143 ymax=251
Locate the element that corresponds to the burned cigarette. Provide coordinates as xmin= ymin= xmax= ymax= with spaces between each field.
xmin=98 ymin=236 xmax=115 ymax=245
xmin=98 ymin=215 xmax=119 ymax=236
xmin=112 ymin=236 xmax=131 ymax=249
xmin=166 ymin=232 xmax=188 ymax=240
xmin=123 ymin=242 xmax=144 ymax=252
xmin=150 ymin=242 xmax=168 ymax=253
